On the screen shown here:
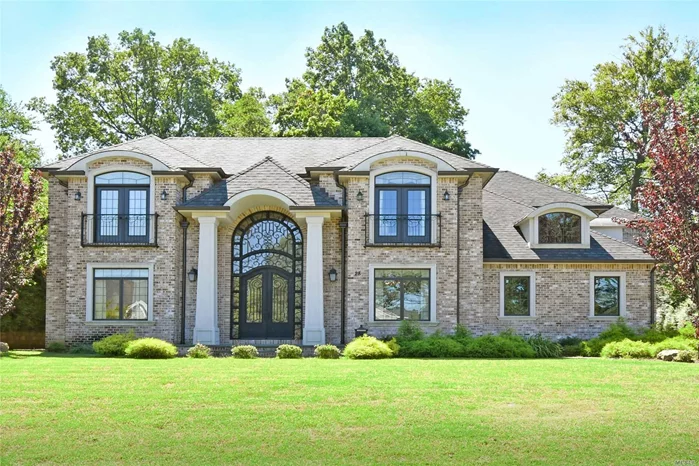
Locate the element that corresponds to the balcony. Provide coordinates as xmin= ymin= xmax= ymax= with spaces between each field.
xmin=81 ymin=214 xmax=159 ymax=246
xmin=364 ymin=214 xmax=441 ymax=247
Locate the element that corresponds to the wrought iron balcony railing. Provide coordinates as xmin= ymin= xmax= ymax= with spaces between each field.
xmin=364 ymin=214 xmax=441 ymax=246
xmin=81 ymin=214 xmax=158 ymax=246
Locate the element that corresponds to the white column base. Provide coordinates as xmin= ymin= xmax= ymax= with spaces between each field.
xmin=193 ymin=327 xmax=220 ymax=345
xmin=302 ymin=328 xmax=326 ymax=346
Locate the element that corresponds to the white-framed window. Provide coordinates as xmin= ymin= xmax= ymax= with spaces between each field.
xmin=589 ymin=272 xmax=626 ymax=318
xmin=499 ymin=271 xmax=536 ymax=318
xmin=86 ymin=263 xmax=154 ymax=322
xmin=369 ymin=264 xmax=437 ymax=322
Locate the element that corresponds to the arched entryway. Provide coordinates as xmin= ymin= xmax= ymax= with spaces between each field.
xmin=231 ymin=211 xmax=303 ymax=340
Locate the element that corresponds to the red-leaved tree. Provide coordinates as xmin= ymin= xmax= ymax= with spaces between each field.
xmin=0 ymin=147 xmax=44 ymax=316
xmin=623 ymin=98 xmax=699 ymax=337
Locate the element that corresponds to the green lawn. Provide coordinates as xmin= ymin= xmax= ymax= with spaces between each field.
xmin=1 ymin=354 xmax=698 ymax=465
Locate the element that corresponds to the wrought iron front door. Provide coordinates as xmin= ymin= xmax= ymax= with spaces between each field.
xmin=240 ymin=268 xmax=294 ymax=339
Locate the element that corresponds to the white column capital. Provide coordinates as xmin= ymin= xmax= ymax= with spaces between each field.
xmin=196 ymin=216 xmax=220 ymax=226
xmin=305 ymin=216 xmax=325 ymax=226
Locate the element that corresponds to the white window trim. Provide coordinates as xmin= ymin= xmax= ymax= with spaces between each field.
xmin=589 ymin=272 xmax=626 ymax=319
xmin=499 ymin=271 xmax=536 ymax=319
xmin=368 ymin=165 xmax=438 ymax=244
xmin=86 ymin=262 xmax=155 ymax=323
xmin=368 ymin=263 xmax=437 ymax=323
xmin=86 ymin=165 xmax=155 ymax=216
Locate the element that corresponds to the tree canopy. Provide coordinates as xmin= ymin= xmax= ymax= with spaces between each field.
xmin=0 ymin=87 xmax=41 ymax=168
xmin=29 ymin=28 xmax=243 ymax=158
xmin=272 ymin=23 xmax=478 ymax=158
xmin=541 ymin=26 xmax=698 ymax=211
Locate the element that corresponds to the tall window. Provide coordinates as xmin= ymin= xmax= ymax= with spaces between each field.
xmin=500 ymin=272 xmax=535 ymax=317
xmin=95 ymin=171 xmax=150 ymax=243
xmin=374 ymin=171 xmax=431 ymax=243
xmin=373 ymin=269 xmax=430 ymax=321
xmin=592 ymin=276 xmax=621 ymax=316
xmin=93 ymin=269 xmax=149 ymax=320
xmin=538 ymin=212 xmax=581 ymax=244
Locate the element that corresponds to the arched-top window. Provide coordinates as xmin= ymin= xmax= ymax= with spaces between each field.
xmin=374 ymin=171 xmax=431 ymax=243
xmin=538 ymin=212 xmax=582 ymax=244
xmin=231 ymin=211 xmax=303 ymax=340
xmin=94 ymin=171 xmax=151 ymax=244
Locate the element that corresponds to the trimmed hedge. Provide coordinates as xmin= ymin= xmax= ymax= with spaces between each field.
xmin=600 ymin=339 xmax=654 ymax=359
xmin=344 ymin=336 xmax=393 ymax=359
xmin=462 ymin=333 xmax=536 ymax=359
xmin=314 ymin=344 xmax=341 ymax=359
xmin=187 ymin=343 xmax=212 ymax=359
xmin=93 ymin=331 xmax=136 ymax=357
xmin=232 ymin=345 xmax=258 ymax=359
xmin=276 ymin=344 xmax=303 ymax=359
xmin=124 ymin=338 xmax=177 ymax=359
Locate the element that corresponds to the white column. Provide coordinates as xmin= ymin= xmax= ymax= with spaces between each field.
xmin=194 ymin=216 xmax=220 ymax=344
xmin=303 ymin=216 xmax=326 ymax=345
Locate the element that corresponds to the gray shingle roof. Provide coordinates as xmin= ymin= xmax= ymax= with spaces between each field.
xmin=483 ymin=173 xmax=653 ymax=262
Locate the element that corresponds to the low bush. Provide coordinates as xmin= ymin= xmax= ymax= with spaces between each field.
xmin=558 ymin=337 xmax=583 ymax=357
xmin=396 ymin=320 xmax=424 ymax=343
xmin=652 ymin=337 xmax=699 ymax=354
xmin=400 ymin=336 xmax=464 ymax=358
xmin=385 ymin=338 xmax=400 ymax=356
xmin=124 ymin=338 xmax=177 ymax=359
xmin=231 ymin=345 xmax=258 ymax=359
xmin=527 ymin=334 xmax=563 ymax=358
xmin=186 ymin=343 xmax=212 ymax=359
xmin=462 ymin=332 xmax=536 ymax=359
xmin=675 ymin=350 xmax=698 ymax=363
xmin=68 ymin=344 xmax=95 ymax=354
xmin=276 ymin=344 xmax=303 ymax=359
xmin=600 ymin=339 xmax=654 ymax=359
xmin=344 ymin=335 xmax=393 ymax=359
xmin=314 ymin=344 xmax=341 ymax=359
xmin=582 ymin=320 xmax=638 ymax=357
xmin=93 ymin=330 xmax=136 ymax=357
xmin=678 ymin=321 xmax=698 ymax=339
xmin=46 ymin=342 xmax=67 ymax=353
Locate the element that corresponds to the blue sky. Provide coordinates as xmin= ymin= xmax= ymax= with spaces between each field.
xmin=1 ymin=1 xmax=696 ymax=176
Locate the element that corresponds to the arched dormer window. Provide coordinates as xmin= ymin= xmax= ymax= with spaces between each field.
xmin=94 ymin=171 xmax=151 ymax=244
xmin=374 ymin=171 xmax=431 ymax=243
xmin=538 ymin=212 xmax=582 ymax=244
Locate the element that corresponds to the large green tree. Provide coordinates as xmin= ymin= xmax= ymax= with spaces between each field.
xmin=541 ymin=26 xmax=698 ymax=211
xmin=218 ymin=87 xmax=272 ymax=137
xmin=0 ymin=87 xmax=41 ymax=168
xmin=272 ymin=23 xmax=478 ymax=158
xmin=29 ymin=28 xmax=242 ymax=158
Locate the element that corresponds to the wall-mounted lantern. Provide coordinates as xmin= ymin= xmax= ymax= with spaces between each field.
xmin=328 ymin=268 xmax=337 ymax=282
xmin=74 ymin=191 xmax=81 ymax=201
xmin=161 ymin=189 xmax=168 ymax=200
xmin=356 ymin=190 xmax=364 ymax=202
xmin=354 ymin=325 xmax=368 ymax=338
xmin=188 ymin=268 xmax=198 ymax=283
xmin=443 ymin=190 xmax=450 ymax=201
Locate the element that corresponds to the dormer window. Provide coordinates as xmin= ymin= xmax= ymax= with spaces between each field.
xmin=538 ymin=212 xmax=581 ymax=244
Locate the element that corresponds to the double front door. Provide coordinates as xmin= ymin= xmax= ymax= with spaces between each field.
xmin=240 ymin=268 xmax=294 ymax=339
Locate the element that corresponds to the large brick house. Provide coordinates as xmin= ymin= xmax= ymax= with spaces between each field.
xmin=40 ymin=135 xmax=655 ymax=347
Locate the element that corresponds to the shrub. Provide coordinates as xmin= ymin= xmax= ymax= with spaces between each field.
xmin=558 ymin=337 xmax=583 ymax=357
xmin=527 ymin=334 xmax=563 ymax=358
xmin=231 ymin=345 xmax=258 ymax=359
xmin=638 ymin=327 xmax=671 ymax=343
xmin=396 ymin=320 xmax=424 ymax=343
xmin=68 ymin=344 xmax=95 ymax=354
xmin=276 ymin=344 xmax=303 ymax=359
xmin=0 ymin=342 xmax=8 ymax=353
xmin=652 ymin=337 xmax=699 ymax=355
xmin=385 ymin=338 xmax=401 ymax=356
xmin=462 ymin=333 xmax=536 ymax=359
xmin=46 ymin=342 xmax=67 ymax=353
xmin=582 ymin=321 xmax=639 ymax=357
xmin=344 ymin=335 xmax=393 ymax=359
xmin=678 ymin=321 xmax=698 ymax=339
xmin=93 ymin=330 xmax=136 ymax=357
xmin=600 ymin=339 xmax=654 ymax=359
xmin=400 ymin=337 xmax=464 ymax=358
xmin=314 ymin=344 xmax=341 ymax=359
xmin=186 ymin=343 xmax=212 ymax=359
xmin=124 ymin=338 xmax=177 ymax=359
xmin=675 ymin=350 xmax=698 ymax=363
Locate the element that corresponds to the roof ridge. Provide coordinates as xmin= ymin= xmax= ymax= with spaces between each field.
xmin=319 ymin=137 xmax=390 ymax=167
xmin=165 ymin=136 xmax=385 ymax=141
xmin=390 ymin=135 xmax=492 ymax=168
xmin=499 ymin=170 xmax=607 ymax=206
xmin=484 ymin=187 xmax=536 ymax=209
xmin=156 ymin=136 xmax=211 ymax=168
xmin=224 ymin=156 xmax=273 ymax=184
xmin=590 ymin=229 xmax=649 ymax=254
xmin=264 ymin=156 xmax=311 ymax=189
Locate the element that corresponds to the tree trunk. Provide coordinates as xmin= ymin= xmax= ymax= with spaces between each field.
xmin=630 ymin=155 xmax=645 ymax=212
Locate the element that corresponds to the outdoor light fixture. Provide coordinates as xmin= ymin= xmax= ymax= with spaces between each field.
xmin=443 ymin=190 xmax=450 ymax=201
xmin=356 ymin=190 xmax=364 ymax=202
xmin=74 ymin=191 xmax=81 ymax=201
xmin=161 ymin=189 xmax=168 ymax=200
xmin=355 ymin=325 xmax=368 ymax=338
xmin=188 ymin=268 xmax=198 ymax=283
xmin=328 ymin=268 xmax=337 ymax=282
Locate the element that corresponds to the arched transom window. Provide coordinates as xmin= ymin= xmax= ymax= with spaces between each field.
xmin=94 ymin=171 xmax=150 ymax=244
xmin=538 ymin=212 xmax=582 ymax=244
xmin=374 ymin=171 xmax=431 ymax=243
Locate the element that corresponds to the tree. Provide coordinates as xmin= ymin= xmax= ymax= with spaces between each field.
xmin=219 ymin=87 xmax=272 ymax=137
xmin=0 ymin=147 xmax=45 ymax=317
xmin=622 ymin=98 xmax=699 ymax=336
xmin=29 ymin=28 xmax=242 ymax=158
xmin=544 ymin=26 xmax=698 ymax=210
xmin=273 ymin=22 xmax=478 ymax=158
xmin=0 ymin=87 xmax=41 ymax=168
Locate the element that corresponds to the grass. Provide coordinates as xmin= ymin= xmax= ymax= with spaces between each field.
xmin=1 ymin=353 xmax=698 ymax=465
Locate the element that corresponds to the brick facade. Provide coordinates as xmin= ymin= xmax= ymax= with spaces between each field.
xmin=45 ymin=154 xmax=653 ymax=347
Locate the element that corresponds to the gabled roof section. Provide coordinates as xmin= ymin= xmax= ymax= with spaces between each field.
xmin=322 ymin=135 xmax=492 ymax=171
xmin=181 ymin=156 xmax=340 ymax=208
